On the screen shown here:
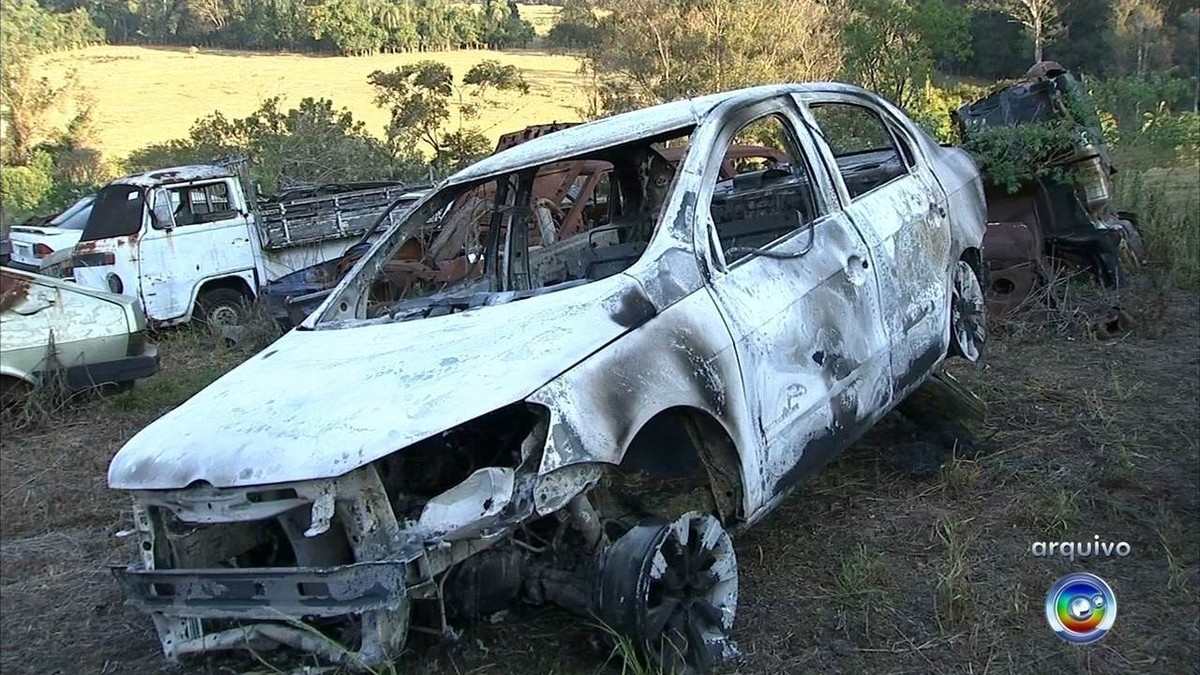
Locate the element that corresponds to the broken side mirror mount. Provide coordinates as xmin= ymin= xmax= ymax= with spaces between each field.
xmin=149 ymin=189 xmax=176 ymax=231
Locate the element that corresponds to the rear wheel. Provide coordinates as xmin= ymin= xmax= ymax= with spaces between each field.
xmin=1115 ymin=212 xmax=1146 ymax=276
xmin=949 ymin=259 xmax=986 ymax=362
xmin=194 ymin=288 xmax=249 ymax=327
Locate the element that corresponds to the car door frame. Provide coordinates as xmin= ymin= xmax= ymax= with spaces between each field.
xmin=794 ymin=91 xmax=955 ymax=399
xmin=692 ymin=94 xmax=894 ymax=507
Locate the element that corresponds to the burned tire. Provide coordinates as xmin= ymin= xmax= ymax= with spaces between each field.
xmin=949 ymin=259 xmax=986 ymax=362
xmin=194 ymin=288 xmax=249 ymax=327
xmin=598 ymin=512 xmax=738 ymax=674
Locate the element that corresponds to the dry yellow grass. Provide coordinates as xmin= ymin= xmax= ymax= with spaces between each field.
xmin=35 ymin=44 xmax=587 ymax=161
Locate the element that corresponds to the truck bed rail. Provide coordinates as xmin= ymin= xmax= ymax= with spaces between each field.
xmin=256 ymin=184 xmax=427 ymax=250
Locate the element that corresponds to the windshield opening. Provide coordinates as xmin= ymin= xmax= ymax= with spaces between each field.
xmin=320 ymin=128 xmax=693 ymax=325
xmin=80 ymin=185 xmax=145 ymax=241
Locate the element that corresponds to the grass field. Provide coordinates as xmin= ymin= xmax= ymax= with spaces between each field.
xmin=35 ymin=43 xmax=588 ymax=162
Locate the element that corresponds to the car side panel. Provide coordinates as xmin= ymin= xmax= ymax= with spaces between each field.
xmin=704 ymin=212 xmax=893 ymax=499
xmin=527 ymin=285 xmax=765 ymax=516
xmin=842 ymin=180 xmax=952 ymax=396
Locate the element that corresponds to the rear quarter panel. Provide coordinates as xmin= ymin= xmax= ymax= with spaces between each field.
xmin=930 ymin=145 xmax=988 ymax=256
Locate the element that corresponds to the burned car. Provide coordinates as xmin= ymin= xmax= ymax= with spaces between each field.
xmin=108 ymin=84 xmax=987 ymax=672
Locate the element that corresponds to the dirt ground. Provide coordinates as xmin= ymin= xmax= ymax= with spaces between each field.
xmin=2 ymin=282 xmax=1197 ymax=675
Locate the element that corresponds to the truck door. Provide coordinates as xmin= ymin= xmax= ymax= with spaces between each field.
xmin=138 ymin=178 xmax=257 ymax=322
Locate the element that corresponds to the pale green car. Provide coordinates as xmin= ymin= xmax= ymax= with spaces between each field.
xmin=0 ymin=267 xmax=159 ymax=403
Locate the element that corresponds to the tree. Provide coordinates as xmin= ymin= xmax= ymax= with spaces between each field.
xmin=547 ymin=0 xmax=599 ymax=49
xmin=1113 ymin=0 xmax=1169 ymax=79
xmin=977 ymin=0 xmax=1063 ymax=63
xmin=126 ymin=97 xmax=425 ymax=193
xmin=841 ymin=0 xmax=971 ymax=111
xmin=369 ymin=60 xmax=529 ymax=172
xmin=305 ymin=0 xmax=387 ymax=55
xmin=582 ymin=0 xmax=844 ymax=115
xmin=0 ymin=0 xmax=103 ymax=164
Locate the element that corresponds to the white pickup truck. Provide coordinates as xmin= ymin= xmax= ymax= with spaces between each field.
xmin=70 ymin=164 xmax=425 ymax=327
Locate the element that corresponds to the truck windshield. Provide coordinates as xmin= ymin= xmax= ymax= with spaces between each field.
xmin=80 ymin=185 xmax=145 ymax=242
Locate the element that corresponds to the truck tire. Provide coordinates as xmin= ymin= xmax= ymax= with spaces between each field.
xmin=195 ymin=288 xmax=248 ymax=327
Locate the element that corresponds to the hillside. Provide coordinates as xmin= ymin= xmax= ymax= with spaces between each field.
xmin=35 ymin=44 xmax=590 ymax=161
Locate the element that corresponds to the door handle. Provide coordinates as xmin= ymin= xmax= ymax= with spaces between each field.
xmin=844 ymin=255 xmax=869 ymax=284
xmin=930 ymin=203 xmax=947 ymax=218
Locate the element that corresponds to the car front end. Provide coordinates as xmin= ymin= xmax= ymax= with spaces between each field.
xmin=0 ymin=268 xmax=158 ymax=394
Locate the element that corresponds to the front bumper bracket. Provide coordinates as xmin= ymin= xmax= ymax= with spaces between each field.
xmin=111 ymin=559 xmax=411 ymax=620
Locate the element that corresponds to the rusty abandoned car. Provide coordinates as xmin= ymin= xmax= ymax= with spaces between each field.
xmin=108 ymin=84 xmax=987 ymax=672
xmin=955 ymin=62 xmax=1144 ymax=314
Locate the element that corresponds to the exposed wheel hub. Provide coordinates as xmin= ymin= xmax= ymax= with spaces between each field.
xmin=208 ymin=304 xmax=241 ymax=327
xmin=599 ymin=512 xmax=738 ymax=673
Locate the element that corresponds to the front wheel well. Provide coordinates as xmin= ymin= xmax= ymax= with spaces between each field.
xmin=598 ymin=407 xmax=744 ymax=527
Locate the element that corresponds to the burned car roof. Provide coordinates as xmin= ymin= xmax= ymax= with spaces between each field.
xmin=447 ymin=83 xmax=871 ymax=188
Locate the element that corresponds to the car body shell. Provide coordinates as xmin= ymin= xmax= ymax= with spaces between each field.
xmin=5 ymin=195 xmax=95 ymax=273
xmin=0 ymin=267 xmax=159 ymax=392
xmin=111 ymin=83 xmax=985 ymax=498
xmin=107 ymin=83 xmax=986 ymax=666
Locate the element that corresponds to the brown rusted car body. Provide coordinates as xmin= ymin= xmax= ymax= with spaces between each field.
xmin=955 ymin=62 xmax=1144 ymax=315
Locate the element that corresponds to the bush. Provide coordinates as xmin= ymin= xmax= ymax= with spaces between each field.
xmin=909 ymin=80 xmax=989 ymax=143
xmin=126 ymin=97 xmax=427 ymax=195
xmin=0 ymin=151 xmax=54 ymax=223
xmin=1114 ymin=169 xmax=1200 ymax=289
xmin=959 ymin=120 xmax=1081 ymax=194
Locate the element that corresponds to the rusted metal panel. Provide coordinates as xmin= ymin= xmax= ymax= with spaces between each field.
xmin=257 ymin=184 xmax=427 ymax=250
xmin=0 ymin=269 xmax=32 ymax=313
xmin=956 ymin=65 xmax=1143 ymax=295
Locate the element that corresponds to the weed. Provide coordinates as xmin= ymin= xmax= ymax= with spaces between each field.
xmin=1030 ymin=487 xmax=1081 ymax=535
xmin=836 ymin=542 xmax=883 ymax=596
xmin=1007 ymin=582 xmax=1029 ymax=626
xmin=591 ymin=620 xmax=664 ymax=675
xmin=934 ymin=516 xmax=974 ymax=626
xmin=1161 ymin=534 xmax=1189 ymax=595
xmin=1114 ymin=167 xmax=1200 ymax=289
xmin=940 ymin=451 xmax=981 ymax=498
xmin=0 ymin=337 xmax=93 ymax=431
xmin=207 ymin=295 xmax=284 ymax=354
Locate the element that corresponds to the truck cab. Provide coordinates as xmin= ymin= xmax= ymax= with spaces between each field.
xmin=73 ymin=166 xmax=262 ymax=327
xmin=72 ymin=165 xmax=424 ymax=328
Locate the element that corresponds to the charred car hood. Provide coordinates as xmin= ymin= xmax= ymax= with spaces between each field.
xmin=109 ymin=276 xmax=651 ymax=490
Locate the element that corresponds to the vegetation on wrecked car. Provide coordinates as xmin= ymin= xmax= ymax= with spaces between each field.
xmin=958 ymin=119 xmax=1082 ymax=194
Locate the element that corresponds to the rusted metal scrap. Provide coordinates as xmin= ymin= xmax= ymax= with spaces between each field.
xmin=955 ymin=62 xmax=1145 ymax=316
